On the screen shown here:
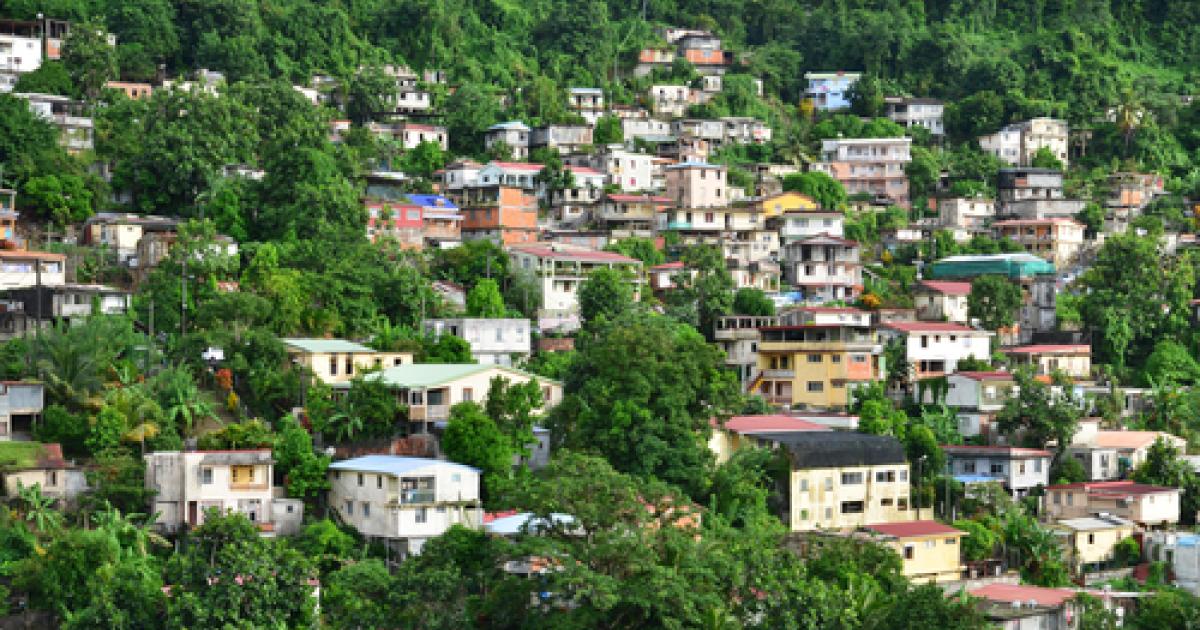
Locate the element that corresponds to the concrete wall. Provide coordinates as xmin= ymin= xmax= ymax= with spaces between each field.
xmin=790 ymin=464 xmax=912 ymax=531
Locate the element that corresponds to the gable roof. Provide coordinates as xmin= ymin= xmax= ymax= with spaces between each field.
xmin=715 ymin=415 xmax=830 ymax=434
xmin=282 ymin=338 xmax=376 ymax=354
xmin=916 ymin=280 xmax=972 ymax=296
xmin=1090 ymin=431 xmax=1181 ymax=450
xmin=353 ymin=363 xmax=559 ymax=389
xmin=329 ymin=455 xmax=479 ymax=475
xmin=970 ymin=584 xmax=1075 ymax=608
xmin=865 ymin=520 xmax=964 ymax=538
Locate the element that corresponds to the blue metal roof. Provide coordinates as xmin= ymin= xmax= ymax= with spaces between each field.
xmin=328 ymin=455 xmax=479 ymax=475
xmin=406 ymin=194 xmax=458 ymax=210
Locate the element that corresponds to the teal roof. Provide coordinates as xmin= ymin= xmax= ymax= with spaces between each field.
xmin=927 ymin=253 xmax=1055 ymax=280
xmin=282 ymin=338 xmax=376 ymax=354
xmin=344 ymin=363 xmax=560 ymax=389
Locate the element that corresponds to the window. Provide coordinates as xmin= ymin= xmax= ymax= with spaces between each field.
xmin=201 ymin=468 xmax=213 ymax=484
xmin=1034 ymin=459 xmax=1043 ymax=473
xmin=881 ymin=498 xmax=893 ymax=506
xmin=990 ymin=463 xmax=1004 ymax=474
xmin=899 ymin=470 xmax=908 ymax=482
xmin=463 ymin=388 xmax=473 ymax=402
xmin=841 ymin=472 xmax=864 ymax=485
xmin=903 ymin=545 xmax=914 ymax=560
xmin=808 ymin=353 xmax=823 ymax=363
xmin=1066 ymin=493 xmax=1074 ymax=506
xmin=451 ymin=473 xmax=462 ymax=483
xmin=831 ymin=355 xmax=842 ymax=364
xmin=964 ymin=462 xmax=976 ymax=473
xmin=705 ymin=212 xmax=715 ymax=223
xmin=840 ymin=501 xmax=865 ymax=514
xmin=824 ymin=507 xmax=832 ymax=519
xmin=345 ymin=501 xmax=353 ymax=515
xmin=358 ymin=473 xmax=364 ymax=487
xmin=1053 ymin=492 xmax=1062 ymax=505
xmin=875 ymin=470 xmax=896 ymax=483
xmin=1088 ymin=534 xmax=1095 ymax=544
xmin=48 ymin=471 xmax=57 ymax=486
xmin=824 ymin=477 xmax=833 ymax=491
xmin=945 ymin=537 xmax=958 ymax=545
xmin=800 ymin=509 xmax=809 ymax=520
xmin=1019 ymin=462 xmax=1026 ymax=474
xmin=924 ymin=540 xmax=936 ymax=549
xmin=898 ymin=498 xmax=909 ymax=510
xmin=800 ymin=479 xmax=809 ymax=491
xmin=807 ymin=381 xmax=824 ymax=393
xmin=415 ymin=507 xmax=428 ymax=523
xmin=852 ymin=355 xmax=867 ymax=364
xmin=231 ymin=466 xmax=255 ymax=484
xmin=362 ymin=502 xmax=371 ymax=517
xmin=329 ymin=355 xmax=338 ymax=375
xmin=920 ymin=336 xmax=929 ymax=348
xmin=345 ymin=357 xmax=353 ymax=375
xmin=377 ymin=476 xmax=383 ymax=489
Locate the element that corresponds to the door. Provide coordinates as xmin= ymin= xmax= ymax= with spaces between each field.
xmin=187 ymin=501 xmax=198 ymax=526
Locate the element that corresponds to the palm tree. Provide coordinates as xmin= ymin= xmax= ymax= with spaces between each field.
xmin=151 ymin=365 xmax=216 ymax=436
xmin=1114 ymin=88 xmax=1144 ymax=156
xmin=17 ymin=482 xmax=63 ymax=536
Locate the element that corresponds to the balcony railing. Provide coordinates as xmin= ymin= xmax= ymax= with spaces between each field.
xmin=399 ymin=489 xmax=436 ymax=504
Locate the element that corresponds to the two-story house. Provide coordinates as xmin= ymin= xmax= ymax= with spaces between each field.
xmin=342 ymin=363 xmax=562 ymax=431
xmin=864 ymin=520 xmax=966 ymax=583
xmin=460 ymin=183 xmax=539 ymax=245
xmin=1043 ymin=481 xmax=1181 ymax=528
xmin=0 ymin=380 xmax=44 ymax=441
xmin=979 ymin=117 xmax=1069 ymax=168
xmin=803 ymin=72 xmax=861 ymax=111
xmin=926 ymin=371 xmax=1016 ymax=438
xmin=707 ymin=414 xmax=829 ymax=464
xmin=758 ymin=431 xmax=912 ymax=530
xmin=913 ymin=280 xmax=971 ymax=323
xmin=567 ymin=87 xmax=605 ymax=125
xmin=971 ymin=584 xmax=1079 ymax=630
xmin=598 ymin=194 xmax=672 ymax=238
xmin=0 ymin=283 xmax=132 ymax=339
xmin=879 ymin=322 xmax=992 ymax=381
xmin=884 ymin=97 xmax=944 ymax=137
xmin=991 ymin=218 xmax=1085 ymax=268
xmin=328 ymin=456 xmax=483 ymax=557
xmin=813 ymin=137 xmax=912 ymax=208
xmin=942 ymin=445 xmax=1051 ymax=498
xmin=1066 ymin=419 xmax=1187 ymax=481
xmin=508 ymin=242 xmax=641 ymax=333
xmin=530 ymin=124 xmax=593 ymax=155
xmin=751 ymin=307 xmax=882 ymax=410
xmin=422 ymin=318 xmax=532 ymax=366
xmin=144 ymin=449 xmax=303 ymax=536
xmin=938 ymin=197 xmax=995 ymax=233
xmin=780 ymin=235 xmax=863 ymax=303
xmin=664 ymin=161 xmax=728 ymax=209
xmin=484 ymin=122 xmax=531 ymax=160
xmin=1003 ymin=344 xmax=1091 ymax=379
xmin=283 ymin=338 xmax=413 ymax=385
xmin=1052 ymin=515 xmax=1136 ymax=574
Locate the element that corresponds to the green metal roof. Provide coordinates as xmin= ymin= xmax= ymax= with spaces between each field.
xmin=346 ymin=363 xmax=560 ymax=389
xmin=926 ymin=253 xmax=1055 ymax=280
xmin=281 ymin=338 xmax=376 ymax=354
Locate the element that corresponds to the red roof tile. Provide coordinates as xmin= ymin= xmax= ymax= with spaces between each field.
xmin=917 ymin=280 xmax=972 ymax=296
xmin=883 ymin=321 xmax=982 ymax=333
xmin=714 ymin=415 xmax=831 ymax=434
xmin=651 ymin=261 xmax=685 ymax=270
xmin=865 ymin=520 xmax=964 ymax=538
xmin=969 ymin=583 xmax=1076 ymax=608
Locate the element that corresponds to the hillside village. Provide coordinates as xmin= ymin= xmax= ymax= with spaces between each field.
xmin=3 ymin=2 xmax=1200 ymax=627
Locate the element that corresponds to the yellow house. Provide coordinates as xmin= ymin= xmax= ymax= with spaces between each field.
xmin=283 ymin=338 xmax=414 ymax=385
xmin=740 ymin=191 xmax=820 ymax=219
xmin=756 ymin=431 xmax=914 ymax=531
xmin=865 ymin=520 xmax=966 ymax=583
xmin=1052 ymin=515 xmax=1136 ymax=573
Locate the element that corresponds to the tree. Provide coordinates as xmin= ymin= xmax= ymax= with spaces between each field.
xmin=667 ymin=244 xmax=735 ymax=339
xmin=593 ymin=114 xmax=623 ymax=145
xmin=953 ymin=519 xmax=997 ymax=562
xmin=423 ymin=334 xmax=473 ymax=364
xmin=441 ymin=402 xmax=512 ymax=488
xmin=944 ymin=91 xmax=1003 ymax=142
xmin=466 ymin=278 xmax=506 ymax=318
xmin=578 ymin=266 xmax=634 ymax=325
xmin=13 ymin=61 xmax=75 ymax=96
xmin=1132 ymin=437 xmax=1200 ymax=526
xmin=62 ymin=22 xmax=117 ymax=99
xmin=273 ymin=415 xmax=330 ymax=501
xmin=345 ymin=65 xmax=394 ymax=125
xmin=1030 ymin=146 xmax=1064 ymax=170
xmin=732 ymin=288 xmax=775 ymax=316
xmin=443 ymin=82 xmax=500 ymax=156
xmin=907 ymin=146 xmax=941 ymax=202
xmin=484 ymin=377 xmax=543 ymax=460
xmin=536 ymin=152 xmax=575 ymax=208
xmin=968 ymin=274 xmax=1022 ymax=331
xmin=323 ymin=559 xmax=396 ymax=629
xmin=605 ymin=237 xmax=664 ymax=267
xmin=782 ymin=171 xmax=847 ymax=209
xmin=400 ymin=140 xmax=447 ymax=181
xmin=848 ymin=74 xmax=886 ymax=117
xmin=1142 ymin=339 xmax=1200 ymax=386
xmin=548 ymin=311 xmax=739 ymax=498
xmin=996 ymin=370 xmax=1081 ymax=467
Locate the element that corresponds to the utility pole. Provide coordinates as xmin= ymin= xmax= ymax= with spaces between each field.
xmin=147 ymin=298 xmax=154 ymax=375
xmin=180 ymin=257 xmax=187 ymax=337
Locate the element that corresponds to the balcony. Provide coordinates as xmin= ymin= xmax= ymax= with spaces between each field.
xmin=409 ymin=404 xmax=450 ymax=421
xmin=762 ymin=369 xmax=794 ymax=378
xmin=398 ymin=489 xmax=436 ymax=504
xmin=230 ymin=481 xmax=270 ymax=491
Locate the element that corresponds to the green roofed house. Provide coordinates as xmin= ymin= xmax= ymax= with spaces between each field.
xmin=332 ymin=363 xmax=563 ymax=433
xmin=282 ymin=338 xmax=414 ymax=385
xmin=924 ymin=253 xmax=1057 ymax=345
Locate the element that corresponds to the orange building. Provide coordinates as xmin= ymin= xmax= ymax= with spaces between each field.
xmin=461 ymin=186 xmax=539 ymax=245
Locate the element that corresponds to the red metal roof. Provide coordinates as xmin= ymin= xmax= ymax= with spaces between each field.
xmin=1004 ymin=344 xmax=1091 ymax=355
xmin=566 ymin=166 xmax=604 ymax=176
xmin=969 ymin=583 xmax=1076 ymax=608
xmin=714 ymin=415 xmax=830 ymax=433
xmin=917 ymin=280 xmax=972 ymax=296
xmin=865 ymin=520 xmax=964 ymax=538
xmin=883 ymin=321 xmax=981 ymax=333
xmin=1046 ymin=480 xmax=1180 ymax=497
xmin=941 ymin=444 xmax=1052 ymax=458
xmin=953 ymin=371 xmax=1015 ymax=381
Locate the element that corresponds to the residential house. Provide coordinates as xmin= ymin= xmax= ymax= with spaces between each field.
xmin=803 ymin=72 xmax=862 ymax=111
xmin=879 ymin=322 xmax=992 ymax=381
xmin=433 ymin=280 xmax=467 ymax=312
xmin=942 ymin=445 xmax=1051 ymax=498
xmin=633 ymin=47 xmax=676 ymax=78
xmin=460 ymin=185 xmax=539 ymax=245
xmin=621 ymin=114 xmax=673 ymax=142
xmin=567 ymin=87 xmax=605 ymax=125
xmin=369 ymin=121 xmax=448 ymax=151
xmin=813 ymin=137 xmax=912 ymax=208
xmin=508 ymin=242 xmax=641 ymax=332
xmin=0 ymin=249 xmax=64 ymax=290
xmin=328 ymin=456 xmax=482 ymax=557
xmin=970 ymin=584 xmax=1078 ymax=630
xmin=938 ymin=197 xmax=995 ymax=233
xmin=0 ymin=380 xmax=44 ymax=441
xmin=1066 ymin=419 xmax=1187 ymax=481
xmin=751 ymin=307 xmax=883 ymax=410
xmin=926 ymin=253 xmax=1058 ymax=344
xmin=744 ymin=191 xmax=821 ymax=223
xmin=586 ymin=146 xmax=655 ymax=192
xmin=676 ymin=31 xmax=732 ymax=74
xmin=1104 ymin=172 xmax=1164 ymax=233
xmin=550 ymin=166 xmax=606 ymax=227
xmin=438 ymin=160 xmax=484 ymax=195
xmin=0 ymin=18 xmax=70 ymax=91
xmin=474 ymin=161 xmax=542 ymax=191
xmin=648 ymin=84 xmax=696 ymax=118
xmin=864 ymin=521 xmax=965 ymax=583
xmin=598 ymin=194 xmax=671 ymax=238
xmin=0 ymin=284 xmax=132 ymax=339
xmin=759 ymin=431 xmax=912 ymax=530
xmin=913 ymin=280 xmax=971 ymax=323
xmin=664 ymin=161 xmax=728 ymax=208
xmin=530 ymin=124 xmax=593 ymax=155
xmin=992 ymin=218 xmax=1085 ymax=268
xmin=340 ymin=363 xmax=562 ymax=430
xmin=365 ymin=199 xmax=423 ymax=248
xmin=144 ymin=449 xmax=303 ymax=536
xmin=715 ymin=314 xmax=777 ymax=386
xmin=1043 ymin=481 xmax=1181 ymax=527
xmin=720 ymin=116 xmax=772 ymax=144
xmin=979 ymin=117 xmax=1069 ymax=168
xmin=408 ymin=194 xmax=463 ymax=248
xmin=1052 ymin=515 xmax=1136 ymax=574
xmin=282 ymin=338 xmax=413 ymax=385
xmin=81 ymin=213 xmax=182 ymax=263
xmin=1003 ymin=344 xmax=1091 ymax=379
xmin=884 ymin=97 xmax=944 ymax=137
xmin=0 ymin=442 xmax=87 ymax=505
xmin=484 ymin=122 xmax=531 ymax=160
xmin=775 ymin=207 xmax=845 ymax=243
xmin=379 ymin=65 xmax=432 ymax=115
xmin=707 ymin=414 xmax=829 ymax=464
xmin=1144 ymin=532 xmax=1200 ymax=595
xmin=422 ymin=318 xmax=532 ymax=366
xmin=13 ymin=92 xmax=93 ymax=153
xmin=104 ymin=81 xmax=152 ymax=99
xmin=996 ymin=167 xmax=1086 ymax=220
xmin=779 ymin=235 xmax=863 ymax=303
xmin=930 ymin=371 xmax=1016 ymax=438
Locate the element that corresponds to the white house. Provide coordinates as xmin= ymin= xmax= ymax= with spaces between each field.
xmin=328 ymin=456 xmax=483 ymax=557
xmin=422 ymin=318 xmax=532 ymax=366
xmin=942 ymin=444 xmax=1051 ymax=498
xmin=913 ymin=280 xmax=971 ymax=323
xmin=484 ymin=122 xmax=531 ymax=160
xmin=880 ymin=322 xmax=992 ymax=381
xmin=803 ymin=72 xmax=861 ymax=111
xmin=508 ymin=242 xmax=641 ymax=333
xmin=144 ymin=449 xmax=303 ymax=536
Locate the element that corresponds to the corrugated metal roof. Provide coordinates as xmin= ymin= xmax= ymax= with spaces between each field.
xmin=282 ymin=338 xmax=375 ymax=354
xmin=329 ymin=455 xmax=479 ymax=475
